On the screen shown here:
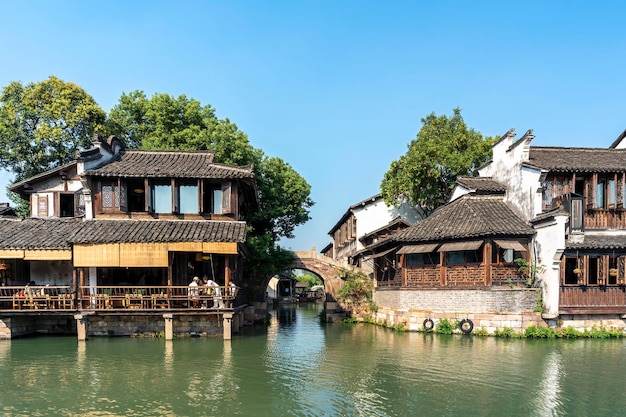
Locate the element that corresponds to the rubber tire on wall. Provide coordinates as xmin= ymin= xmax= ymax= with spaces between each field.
xmin=459 ymin=319 xmax=474 ymax=334
xmin=423 ymin=318 xmax=434 ymax=330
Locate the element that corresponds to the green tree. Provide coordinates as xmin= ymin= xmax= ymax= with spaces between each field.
xmin=0 ymin=76 xmax=105 ymax=180
xmin=294 ymin=270 xmax=323 ymax=289
xmin=381 ymin=108 xmax=494 ymax=215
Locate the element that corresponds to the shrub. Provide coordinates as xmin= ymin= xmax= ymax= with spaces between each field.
xmin=435 ymin=318 xmax=454 ymax=334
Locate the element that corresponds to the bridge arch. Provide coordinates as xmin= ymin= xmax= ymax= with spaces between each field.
xmin=283 ymin=250 xmax=354 ymax=300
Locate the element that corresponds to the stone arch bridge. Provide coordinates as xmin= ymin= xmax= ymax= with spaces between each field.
xmin=287 ymin=249 xmax=361 ymax=300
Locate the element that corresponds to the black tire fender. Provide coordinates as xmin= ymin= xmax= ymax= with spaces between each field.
xmin=459 ymin=318 xmax=474 ymax=334
xmin=423 ymin=318 xmax=434 ymax=330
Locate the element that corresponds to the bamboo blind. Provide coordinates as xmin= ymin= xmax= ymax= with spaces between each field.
xmin=24 ymin=249 xmax=72 ymax=261
xmin=119 ymin=243 xmax=168 ymax=267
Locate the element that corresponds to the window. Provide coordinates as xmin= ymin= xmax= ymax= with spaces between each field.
xmin=406 ymin=253 xmax=437 ymax=266
xmin=564 ymin=257 xmax=579 ymax=285
xmin=151 ymin=181 xmax=172 ymax=213
xmin=595 ymin=179 xmax=605 ymax=209
xmin=202 ymin=181 xmax=232 ymax=215
xmin=59 ymin=194 xmax=75 ymax=217
xmin=570 ymin=197 xmax=584 ymax=231
xmin=127 ymin=180 xmax=146 ymax=212
xmin=594 ymin=176 xmax=618 ymax=209
xmin=102 ymin=181 xmax=120 ymax=211
xmin=178 ymin=182 xmax=198 ymax=214
xmin=608 ymin=179 xmax=616 ymax=207
xmin=447 ymin=251 xmax=481 ymax=265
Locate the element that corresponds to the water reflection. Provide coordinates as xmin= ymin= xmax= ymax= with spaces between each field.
xmin=2 ymin=308 xmax=626 ymax=416
xmin=533 ymin=349 xmax=563 ymax=416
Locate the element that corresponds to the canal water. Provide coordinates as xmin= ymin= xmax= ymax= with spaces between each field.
xmin=1 ymin=303 xmax=626 ymax=417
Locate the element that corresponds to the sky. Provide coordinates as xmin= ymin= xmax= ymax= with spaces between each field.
xmin=1 ymin=1 xmax=626 ymax=251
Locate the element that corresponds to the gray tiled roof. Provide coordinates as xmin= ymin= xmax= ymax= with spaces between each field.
xmin=455 ymin=176 xmax=507 ymax=193
xmin=0 ymin=218 xmax=246 ymax=250
xmin=85 ymin=150 xmax=255 ymax=179
xmin=527 ymin=147 xmax=626 ymax=173
xmin=71 ymin=219 xmax=247 ymax=244
xmin=566 ymin=234 xmax=626 ymax=250
xmin=384 ymin=195 xmax=535 ymax=244
xmin=0 ymin=218 xmax=82 ymax=250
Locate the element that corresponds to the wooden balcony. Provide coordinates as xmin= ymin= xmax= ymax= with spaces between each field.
xmin=559 ymin=286 xmax=626 ymax=314
xmin=0 ymin=285 xmax=238 ymax=312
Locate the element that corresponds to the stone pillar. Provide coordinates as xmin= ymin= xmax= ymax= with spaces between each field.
xmin=0 ymin=318 xmax=11 ymax=339
xmin=74 ymin=314 xmax=87 ymax=341
xmin=163 ymin=313 xmax=173 ymax=340
xmin=223 ymin=312 xmax=233 ymax=340
xmin=232 ymin=311 xmax=240 ymax=333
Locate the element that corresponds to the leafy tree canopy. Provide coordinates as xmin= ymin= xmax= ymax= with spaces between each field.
xmin=381 ymin=108 xmax=494 ymax=215
xmin=0 ymin=75 xmax=105 ymax=180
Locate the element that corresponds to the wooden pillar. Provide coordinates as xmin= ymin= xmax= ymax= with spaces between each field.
xmin=78 ymin=269 xmax=85 ymax=309
xmin=484 ymin=242 xmax=492 ymax=286
xmin=74 ymin=314 xmax=87 ymax=341
xmin=163 ymin=313 xmax=173 ymax=340
xmin=167 ymin=252 xmax=173 ymax=287
xmin=223 ymin=312 xmax=233 ymax=340
xmin=439 ymin=251 xmax=447 ymax=286
xmin=224 ymin=256 xmax=232 ymax=287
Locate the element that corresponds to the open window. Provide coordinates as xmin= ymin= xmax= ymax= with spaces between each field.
xmin=439 ymin=241 xmax=483 ymax=265
xmin=492 ymin=240 xmax=526 ymax=264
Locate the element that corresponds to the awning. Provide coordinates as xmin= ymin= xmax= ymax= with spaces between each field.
xmin=494 ymin=240 xmax=527 ymax=251
xmin=438 ymin=240 xmax=483 ymax=252
xmin=397 ymin=244 xmax=439 ymax=254
xmin=371 ymin=247 xmax=397 ymax=258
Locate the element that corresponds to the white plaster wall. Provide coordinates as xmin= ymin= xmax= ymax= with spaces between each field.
xmin=531 ymin=215 xmax=567 ymax=318
xmin=480 ymin=137 xmax=541 ymax=222
xmin=352 ymin=199 xmax=420 ymax=253
xmin=29 ymin=260 xmax=73 ymax=285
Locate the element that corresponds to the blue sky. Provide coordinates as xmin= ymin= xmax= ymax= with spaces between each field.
xmin=1 ymin=1 xmax=625 ymax=251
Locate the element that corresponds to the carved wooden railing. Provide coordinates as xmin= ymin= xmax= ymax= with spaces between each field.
xmin=0 ymin=285 xmax=238 ymax=311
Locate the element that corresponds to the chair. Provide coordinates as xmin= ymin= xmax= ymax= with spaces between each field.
xmin=125 ymin=294 xmax=144 ymax=309
xmin=57 ymin=293 xmax=75 ymax=310
xmin=151 ymin=293 xmax=170 ymax=309
xmin=12 ymin=294 xmax=24 ymax=310
xmin=28 ymin=294 xmax=50 ymax=309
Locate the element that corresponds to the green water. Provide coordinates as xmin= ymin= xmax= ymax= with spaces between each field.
xmin=1 ymin=303 xmax=625 ymax=416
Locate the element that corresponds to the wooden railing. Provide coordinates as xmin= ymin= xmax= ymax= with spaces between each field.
xmin=559 ymin=286 xmax=626 ymax=313
xmin=0 ymin=285 xmax=238 ymax=312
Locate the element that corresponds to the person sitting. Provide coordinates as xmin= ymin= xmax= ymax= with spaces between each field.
xmin=188 ymin=277 xmax=200 ymax=308
xmin=228 ymin=282 xmax=238 ymax=307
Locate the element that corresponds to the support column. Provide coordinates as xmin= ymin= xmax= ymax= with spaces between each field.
xmin=223 ymin=312 xmax=233 ymax=340
xmin=163 ymin=313 xmax=174 ymax=340
xmin=232 ymin=311 xmax=240 ymax=333
xmin=74 ymin=314 xmax=87 ymax=341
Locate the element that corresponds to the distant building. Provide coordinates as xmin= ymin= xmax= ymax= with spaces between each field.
xmin=326 ymin=194 xmax=420 ymax=274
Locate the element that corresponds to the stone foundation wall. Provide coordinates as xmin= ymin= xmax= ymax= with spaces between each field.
xmin=0 ymin=316 xmax=75 ymax=339
xmin=87 ymin=314 xmax=223 ymax=337
xmin=373 ymin=288 xmax=626 ymax=334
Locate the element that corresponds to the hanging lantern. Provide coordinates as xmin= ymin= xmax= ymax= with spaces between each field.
xmin=0 ymin=260 xmax=8 ymax=271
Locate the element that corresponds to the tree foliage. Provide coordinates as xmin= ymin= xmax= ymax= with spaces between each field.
xmin=0 ymin=76 xmax=105 ymax=181
xmin=381 ymin=108 xmax=494 ymax=215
